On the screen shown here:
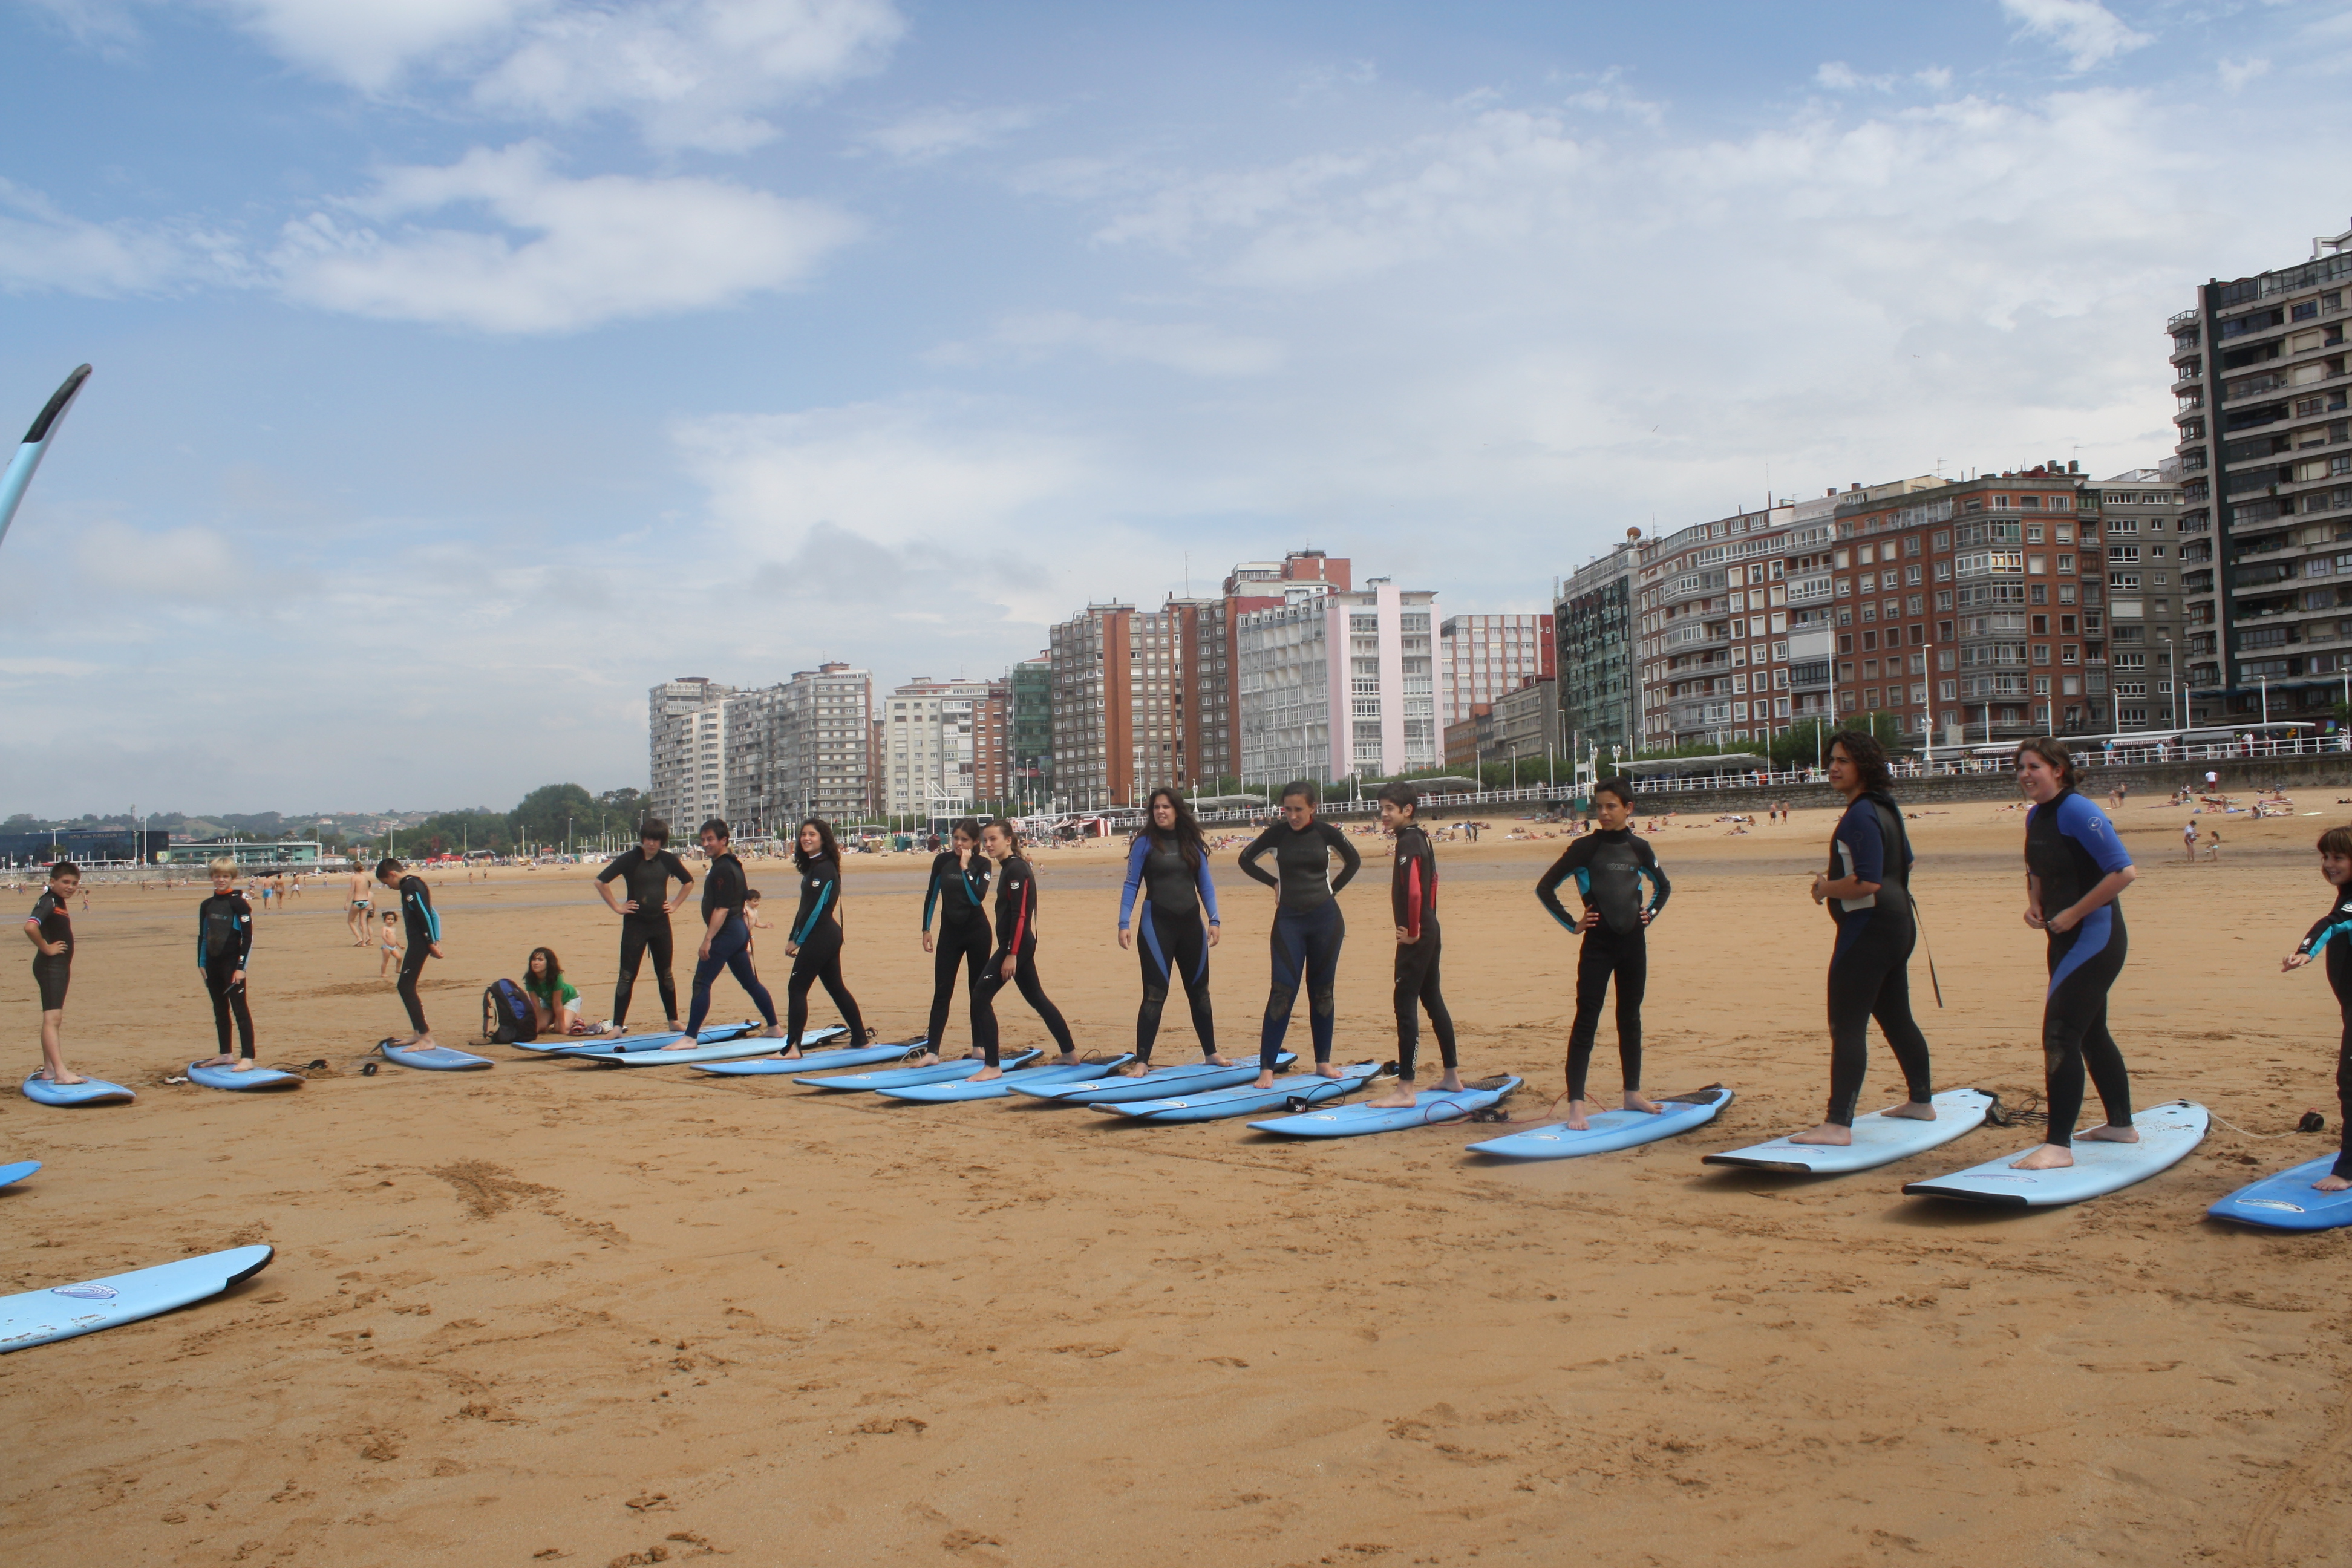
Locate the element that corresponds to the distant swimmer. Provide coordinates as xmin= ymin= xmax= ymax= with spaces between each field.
xmin=376 ymin=855 xmax=445 ymax=1055
xmin=1364 ymin=782 xmax=1462 ymax=1109
xmin=595 ymin=818 xmax=693 ymax=1033
xmin=195 ymin=855 xmax=256 ymax=1071
xmin=674 ymin=818 xmax=782 ymax=1049
xmin=967 ymin=817 xmax=1079 ymax=1082
xmin=23 ymin=860 xmax=83 ymax=1087
xmin=2012 ymin=739 xmax=2140 ymax=1169
xmin=347 ymin=861 xmax=373 ymax=946
xmin=1534 ymin=774 xmax=1668 ymax=1131
xmin=2279 ymin=825 xmax=2352 ymax=1194
xmin=1792 ymin=732 xmax=1937 ymax=1146
xmin=917 ymin=818 xmax=993 ymax=1067
xmin=1238 ymin=781 xmax=1362 ymax=1091
xmin=1116 ymin=789 xmax=1223 ymax=1077
xmin=780 ymin=818 xmax=867 ymax=1059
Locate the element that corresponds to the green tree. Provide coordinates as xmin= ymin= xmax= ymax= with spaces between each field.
xmin=509 ymin=783 xmax=599 ymax=853
xmin=403 ymin=809 xmax=514 ymax=858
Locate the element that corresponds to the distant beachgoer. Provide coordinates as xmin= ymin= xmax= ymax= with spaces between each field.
xmin=2183 ymin=818 xmax=2199 ymax=861
xmin=347 ymin=864 xmax=373 ymax=946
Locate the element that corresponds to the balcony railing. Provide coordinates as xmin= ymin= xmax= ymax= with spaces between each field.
xmin=2170 ymin=308 xmax=2200 ymax=331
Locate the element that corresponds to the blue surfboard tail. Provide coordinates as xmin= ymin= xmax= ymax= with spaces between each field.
xmin=0 ymin=364 xmax=92 ymax=552
xmin=25 ymin=364 xmax=91 ymax=445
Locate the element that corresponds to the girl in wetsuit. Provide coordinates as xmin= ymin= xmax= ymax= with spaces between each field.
xmin=783 ymin=817 xmax=869 ymax=1059
xmin=1238 ymin=781 xmax=1362 ymax=1089
xmin=672 ymin=819 xmax=782 ymax=1048
xmin=195 ymin=855 xmax=257 ymax=1070
xmin=917 ymin=818 xmax=992 ymax=1064
xmin=2013 ymin=737 xmax=2140 ymax=1170
xmin=967 ymin=818 xmax=1079 ymax=1081
xmin=2281 ymin=824 xmax=2352 ymax=1193
xmin=1791 ymin=731 xmax=1938 ymax=1147
xmin=1115 ymin=789 xmax=1223 ymax=1077
xmin=1534 ymin=775 xmax=1668 ymax=1129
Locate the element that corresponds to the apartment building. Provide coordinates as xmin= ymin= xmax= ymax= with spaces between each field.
xmin=1637 ymin=502 xmax=1808 ymax=749
xmin=1555 ymin=533 xmax=1640 ymax=754
xmin=723 ymin=664 xmax=875 ymax=832
xmin=2170 ymin=222 xmax=2352 ymax=721
xmin=1235 ymin=578 xmax=1439 ymax=787
xmin=1048 ymin=604 xmax=1175 ymax=809
xmin=882 ymin=678 xmax=997 ymax=819
xmin=647 ymin=677 xmax=735 ymax=829
xmin=2097 ymin=471 xmax=2188 ymax=731
xmin=1010 ymin=655 xmax=1051 ymax=803
xmin=1439 ymin=613 xmax=1555 ymax=730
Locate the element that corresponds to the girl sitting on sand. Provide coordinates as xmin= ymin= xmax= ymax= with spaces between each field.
xmin=523 ymin=946 xmax=604 ymax=1036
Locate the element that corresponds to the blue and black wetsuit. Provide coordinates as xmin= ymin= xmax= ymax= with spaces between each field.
xmin=27 ymin=889 xmax=71 ymax=1011
xmin=785 ymin=853 xmax=866 ymax=1052
xmin=1537 ymin=829 xmax=1669 ymax=1100
xmin=2026 ymin=790 xmax=2135 ymax=1145
xmin=1391 ymin=823 xmax=1456 ymax=1083
xmin=394 ymin=875 xmax=442 ymax=1033
xmin=1239 ymin=818 xmax=1362 ymax=1072
xmin=1822 ymin=792 xmax=1935 ymax=1125
xmin=197 ymin=889 xmax=255 ymax=1057
xmin=923 ymin=849 xmax=992 ymax=1052
xmin=1119 ymin=831 xmax=1220 ymax=1063
xmin=686 ymin=851 xmax=778 ymax=1038
xmin=972 ymin=853 xmax=1077 ymax=1067
xmin=2294 ymin=889 xmax=2352 ymax=1180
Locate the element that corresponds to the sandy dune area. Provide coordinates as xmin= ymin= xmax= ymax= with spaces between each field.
xmin=4 ymin=796 xmax=2348 ymax=1566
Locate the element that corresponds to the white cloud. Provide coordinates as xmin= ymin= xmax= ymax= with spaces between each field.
xmin=71 ymin=520 xmax=248 ymax=598
xmin=1815 ymin=62 xmax=1954 ymax=94
xmin=932 ymin=313 xmax=1285 ymax=377
xmin=861 ymin=104 xmax=1036 ymax=163
xmin=271 ymin=142 xmax=858 ymax=332
xmin=0 ymin=178 xmax=238 ymax=295
xmin=209 ymin=0 xmax=537 ymax=92
xmin=1999 ymin=0 xmax=2151 ymax=72
xmin=2218 ymin=56 xmax=2270 ymax=91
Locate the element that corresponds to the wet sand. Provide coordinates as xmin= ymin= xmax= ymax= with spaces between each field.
xmin=4 ymin=799 xmax=2349 ymax=1566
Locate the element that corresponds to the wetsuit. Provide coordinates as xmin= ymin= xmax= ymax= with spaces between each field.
xmin=1119 ymin=832 xmax=1221 ymax=1063
xmin=923 ymin=850 xmax=993 ymax=1051
xmin=2025 ymin=790 xmax=2134 ymax=1145
xmin=686 ymin=851 xmax=777 ymax=1037
xmin=972 ymin=853 xmax=1077 ymax=1067
xmin=1536 ymin=829 xmax=1669 ymax=1100
xmin=1822 ymin=792 xmax=1934 ymax=1125
xmin=786 ymin=854 xmax=866 ymax=1051
xmin=1390 ymin=823 xmax=1456 ymax=1083
xmin=196 ymin=889 xmax=256 ymax=1058
xmin=394 ymin=875 xmax=440 ymax=1034
xmin=2294 ymin=890 xmax=2352 ymax=1180
xmin=27 ymin=889 xmax=71 ymax=1011
xmin=1238 ymin=818 xmax=1362 ymax=1072
xmin=598 ymin=847 xmax=691 ymax=1028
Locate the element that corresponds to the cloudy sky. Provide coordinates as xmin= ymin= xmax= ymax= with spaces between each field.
xmin=3 ymin=0 xmax=2348 ymax=814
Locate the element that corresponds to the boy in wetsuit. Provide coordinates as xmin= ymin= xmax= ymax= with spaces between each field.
xmin=24 ymin=860 xmax=83 ymax=1088
xmin=376 ymin=856 xmax=444 ymax=1055
xmin=2281 ymin=824 xmax=2352 ymax=1193
xmin=1536 ymin=776 xmax=1670 ymax=1131
xmin=196 ymin=855 xmax=257 ymax=1071
xmin=595 ymin=819 xmax=694 ymax=1033
xmin=1365 ymin=783 xmax=1463 ymax=1108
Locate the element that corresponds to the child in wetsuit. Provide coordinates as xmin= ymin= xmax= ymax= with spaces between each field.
xmin=195 ymin=855 xmax=257 ymax=1070
xmin=2282 ymin=824 xmax=2352 ymax=1193
xmin=1364 ymin=782 xmax=1462 ymax=1108
xmin=1536 ymin=776 xmax=1669 ymax=1130
xmin=375 ymin=855 xmax=445 ymax=1056
xmin=23 ymin=860 xmax=82 ymax=1089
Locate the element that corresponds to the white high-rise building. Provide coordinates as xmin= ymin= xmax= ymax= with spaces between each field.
xmin=883 ymin=678 xmax=996 ymax=820
xmin=1235 ymin=578 xmax=1438 ymax=788
xmin=724 ymin=664 xmax=875 ymax=832
xmin=647 ymin=677 xmax=736 ymax=830
xmin=1438 ymin=613 xmax=1557 ymax=730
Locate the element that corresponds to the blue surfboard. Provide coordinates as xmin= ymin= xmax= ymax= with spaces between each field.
xmin=2207 ymin=1154 xmax=2352 ymax=1231
xmin=376 ymin=1042 xmax=494 ymax=1071
xmin=694 ymin=1040 xmax=927 ymax=1077
xmin=538 ymin=1021 xmax=764 ymax=1056
xmin=1007 ymin=1054 xmax=1290 ymax=1105
xmin=1250 ymin=1076 xmax=1525 ymax=1138
xmin=1 ymin=1243 xmax=272 ymax=1354
xmin=0 ymin=364 xmax=92 ymax=555
xmin=21 ymin=1074 xmax=134 ymax=1108
xmin=1100 ymin=1062 xmax=1386 ymax=1123
xmin=186 ymin=1061 xmax=302 ymax=1092
xmin=881 ymin=1054 xmax=1138 ymax=1103
xmin=0 ymin=1160 xmax=39 ymax=1189
xmin=1903 ymin=1101 xmax=2208 ymax=1206
xmin=1468 ymin=1085 xmax=1734 ymax=1160
xmin=553 ymin=1027 xmax=844 ymax=1068
xmin=799 ymin=1050 xmax=1042 ymax=1092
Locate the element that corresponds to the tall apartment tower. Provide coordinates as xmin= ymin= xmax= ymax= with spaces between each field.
xmin=727 ymin=664 xmax=874 ymax=831
xmin=647 ymin=677 xmax=736 ymax=829
xmin=1048 ymin=603 xmax=1202 ymax=809
xmin=883 ymin=678 xmax=996 ymax=820
xmin=1010 ymin=655 xmax=1053 ymax=805
xmin=1235 ymin=577 xmax=1438 ymax=787
xmin=1555 ymin=534 xmax=1641 ymax=754
xmin=1438 ymin=613 xmax=1555 ymax=730
xmin=1636 ymin=503 xmax=1804 ymax=749
xmin=2096 ymin=471 xmax=2187 ymax=731
xmin=2171 ymin=222 xmax=2352 ymax=722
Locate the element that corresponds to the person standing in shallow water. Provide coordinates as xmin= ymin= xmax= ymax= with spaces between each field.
xmin=1790 ymin=730 xmax=1938 ymax=1146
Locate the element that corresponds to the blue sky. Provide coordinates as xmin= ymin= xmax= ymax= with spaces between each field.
xmin=2 ymin=0 xmax=2348 ymax=814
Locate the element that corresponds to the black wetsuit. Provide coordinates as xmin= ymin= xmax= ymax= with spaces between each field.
xmin=598 ymin=848 xmax=691 ymax=1028
xmin=923 ymin=850 xmax=993 ymax=1052
xmin=972 ymin=853 xmax=1077 ymax=1067
xmin=1390 ymin=823 xmax=1455 ymax=1083
xmin=786 ymin=855 xmax=865 ymax=1051
xmin=27 ymin=889 xmax=71 ymax=1011
xmin=2026 ymin=791 xmax=2135 ymax=1145
xmin=687 ymin=851 xmax=777 ymax=1037
xmin=394 ymin=875 xmax=439 ymax=1034
xmin=2295 ymin=890 xmax=2352 ymax=1180
xmin=1821 ymin=792 xmax=1934 ymax=1125
xmin=196 ymin=890 xmax=255 ymax=1058
xmin=1120 ymin=832 xmax=1221 ymax=1063
xmin=1537 ymin=829 xmax=1669 ymax=1100
xmin=1238 ymin=818 xmax=1362 ymax=1071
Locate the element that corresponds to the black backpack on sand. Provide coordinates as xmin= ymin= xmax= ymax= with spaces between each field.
xmin=483 ymin=978 xmax=537 ymax=1044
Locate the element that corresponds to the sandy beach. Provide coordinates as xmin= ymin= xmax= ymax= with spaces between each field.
xmin=5 ymin=798 xmax=2349 ymax=1566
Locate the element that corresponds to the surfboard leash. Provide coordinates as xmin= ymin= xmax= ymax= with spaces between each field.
xmin=1909 ymin=892 xmax=1944 ymax=1009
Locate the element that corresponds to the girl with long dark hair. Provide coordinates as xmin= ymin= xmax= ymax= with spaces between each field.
xmin=916 ymin=817 xmax=992 ymax=1065
xmin=1115 ymin=788 xmax=1223 ymax=1076
xmin=1238 ymin=780 xmax=1361 ymax=1090
xmin=967 ymin=817 xmax=1079 ymax=1081
xmin=784 ymin=817 xmax=869 ymax=1059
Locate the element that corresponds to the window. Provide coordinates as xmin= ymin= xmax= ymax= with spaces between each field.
xmin=2057 ymin=554 xmax=2074 ymax=573
xmin=2028 ymin=554 xmax=2047 ymax=575
xmin=2061 ymin=644 xmax=2079 ymax=665
xmin=2032 ymin=644 xmax=2051 ymax=665
xmin=1939 ymin=679 xmax=1956 ymax=699
xmin=1932 ymin=530 xmax=1951 ymax=550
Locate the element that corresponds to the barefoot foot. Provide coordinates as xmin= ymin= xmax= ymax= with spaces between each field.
xmin=1562 ymin=1099 xmax=1592 ymax=1132
xmin=1787 ymin=1122 xmax=1853 ymax=1146
xmin=1362 ymin=1085 xmax=1418 ymax=1108
xmin=2010 ymin=1143 xmax=2076 ymax=1169
xmin=1883 ymin=1100 xmax=1939 ymax=1122
xmin=2314 ymin=1173 xmax=2351 ymax=1192
xmin=2077 ymin=1123 xmax=2140 ymax=1143
xmin=1251 ymin=1073 xmax=1276 ymax=1091
xmin=1624 ymin=1092 xmax=1663 ymax=1116
xmin=969 ymin=1066 xmax=1002 ymax=1083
